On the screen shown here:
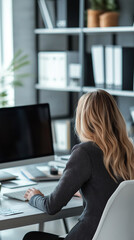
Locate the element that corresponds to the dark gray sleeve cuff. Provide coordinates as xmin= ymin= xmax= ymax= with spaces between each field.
xmin=29 ymin=194 xmax=49 ymax=213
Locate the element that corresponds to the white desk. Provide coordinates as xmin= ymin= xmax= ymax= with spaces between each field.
xmin=0 ymin=182 xmax=83 ymax=231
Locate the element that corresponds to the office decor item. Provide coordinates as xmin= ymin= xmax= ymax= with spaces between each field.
xmin=0 ymin=49 xmax=30 ymax=107
xmin=87 ymin=0 xmax=105 ymax=27
xmin=87 ymin=0 xmax=119 ymax=27
xmin=38 ymin=0 xmax=54 ymax=28
xmin=100 ymin=11 xmax=119 ymax=27
xmin=56 ymin=0 xmax=79 ymax=27
xmin=87 ymin=9 xmax=104 ymax=27
xmin=99 ymin=0 xmax=119 ymax=27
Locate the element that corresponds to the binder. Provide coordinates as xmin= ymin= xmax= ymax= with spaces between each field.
xmin=38 ymin=0 xmax=54 ymax=28
xmin=93 ymin=45 xmax=134 ymax=91
xmin=38 ymin=51 xmax=67 ymax=88
xmin=91 ymin=45 xmax=105 ymax=88
xmin=38 ymin=51 xmax=81 ymax=88
xmin=105 ymin=46 xmax=114 ymax=89
xmin=56 ymin=0 xmax=79 ymax=28
xmin=113 ymin=47 xmax=134 ymax=90
xmin=52 ymin=119 xmax=79 ymax=153
xmin=52 ymin=119 xmax=71 ymax=152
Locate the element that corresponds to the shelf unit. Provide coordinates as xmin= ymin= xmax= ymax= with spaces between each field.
xmin=35 ymin=84 xmax=81 ymax=92
xmin=35 ymin=25 xmax=134 ymax=96
xmin=36 ymin=84 xmax=134 ymax=97
xmin=35 ymin=26 xmax=134 ymax=35
xmin=34 ymin=28 xmax=81 ymax=35
xmin=35 ymin=0 xmax=134 ymax=153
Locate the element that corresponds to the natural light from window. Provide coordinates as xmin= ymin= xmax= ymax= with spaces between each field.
xmin=0 ymin=0 xmax=14 ymax=107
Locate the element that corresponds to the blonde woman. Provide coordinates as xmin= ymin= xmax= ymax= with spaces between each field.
xmin=23 ymin=90 xmax=134 ymax=240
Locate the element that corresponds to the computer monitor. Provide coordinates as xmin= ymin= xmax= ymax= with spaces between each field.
xmin=0 ymin=103 xmax=54 ymax=169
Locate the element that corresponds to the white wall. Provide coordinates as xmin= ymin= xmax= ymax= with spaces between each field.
xmin=13 ymin=0 xmax=36 ymax=106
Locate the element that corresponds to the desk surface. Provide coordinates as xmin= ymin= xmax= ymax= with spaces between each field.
xmin=0 ymin=181 xmax=83 ymax=231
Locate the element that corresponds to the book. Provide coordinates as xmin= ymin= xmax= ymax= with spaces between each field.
xmin=38 ymin=0 xmax=54 ymax=28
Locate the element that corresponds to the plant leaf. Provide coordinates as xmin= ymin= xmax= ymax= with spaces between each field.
xmin=11 ymin=80 xmax=23 ymax=87
xmin=0 ymin=100 xmax=8 ymax=106
xmin=11 ymin=61 xmax=30 ymax=71
xmin=0 ymin=91 xmax=8 ymax=97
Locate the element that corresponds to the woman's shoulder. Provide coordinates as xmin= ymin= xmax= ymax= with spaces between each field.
xmin=70 ymin=141 xmax=103 ymax=165
xmin=72 ymin=141 xmax=101 ymax=153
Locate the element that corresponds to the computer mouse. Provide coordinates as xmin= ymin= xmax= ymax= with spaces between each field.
xmin=50 ymin=166 xmax=58 ymax=175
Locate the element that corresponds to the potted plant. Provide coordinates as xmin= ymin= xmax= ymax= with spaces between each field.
xmin=87 ymin=0 xmax=105 ymax=27
xmin=0 ymin=50 xmax=30 ymax=106
xmin=87 ymin=0 xmax=119 ymax=28
xmin=99 ymin=0 xmax=119 ymax=27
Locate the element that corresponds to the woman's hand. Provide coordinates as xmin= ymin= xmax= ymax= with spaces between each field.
xmin=74 ymin=191 xmax=82 ymax=198
xmin=24 ymin=188 xmax=44 ymax=201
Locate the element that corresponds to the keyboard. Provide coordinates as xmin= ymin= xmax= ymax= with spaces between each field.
xmin=3 ymin=184 xmax=57 ymax=201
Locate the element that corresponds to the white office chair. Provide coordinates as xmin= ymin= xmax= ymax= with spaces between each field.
xmin=92 ymin=180 xmax=134 ymax=240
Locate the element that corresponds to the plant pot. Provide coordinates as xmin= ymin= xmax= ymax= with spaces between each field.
xmin=87 ymin=9 xmax=104 ymax=28
xmin=99 ymin=11 xmax=119 ymax=27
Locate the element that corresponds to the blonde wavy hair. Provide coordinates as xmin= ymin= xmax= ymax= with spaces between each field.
xmin=75 ymin=89 xmax=134 ymax=181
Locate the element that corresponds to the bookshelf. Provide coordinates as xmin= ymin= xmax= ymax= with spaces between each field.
xmin=36 ymin=84 xmax=81 ymax=92
xmin=34 ymin=28 xmax=81 ymax=35
xmin=35 ymin=26 xmax=134 ymax=35
xmin=35 ymin=0 xmax=134 ymax=153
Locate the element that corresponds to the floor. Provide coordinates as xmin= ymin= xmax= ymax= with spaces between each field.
xmin=0 ymin=217 xmax=78 ymax=240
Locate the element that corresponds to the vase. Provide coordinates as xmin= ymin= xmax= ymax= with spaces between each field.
xmin=87 ymin=9 xmax=104 ymax=28
xmin=99 ymin=11 xmax=119 ymax=27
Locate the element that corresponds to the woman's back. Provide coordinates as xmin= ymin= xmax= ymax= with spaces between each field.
xmin=65 ymin=141 xmax=123 ymax=240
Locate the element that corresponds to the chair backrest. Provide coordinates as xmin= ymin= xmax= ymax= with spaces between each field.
xmin=92 ymin=180 xmax=134 ymax=240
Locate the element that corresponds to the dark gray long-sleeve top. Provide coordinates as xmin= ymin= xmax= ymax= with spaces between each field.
xmin=29 ymin=141 xmax=122 ymax=240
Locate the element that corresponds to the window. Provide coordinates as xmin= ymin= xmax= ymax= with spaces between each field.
xmin=0 ymin=0 xmax=14 ymax=106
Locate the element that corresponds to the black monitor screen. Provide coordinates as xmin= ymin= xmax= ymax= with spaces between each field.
xmin=0 ymin=103 xmax=54 ymax=163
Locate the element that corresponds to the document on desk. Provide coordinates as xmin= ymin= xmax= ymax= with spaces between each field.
xmin=2 ymin=179 xmax=37 ymax=189
xmin=21 ymin=166 xmax=61 ymax=182
xmin=0 ymin=208 xmax=23 ymax=216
